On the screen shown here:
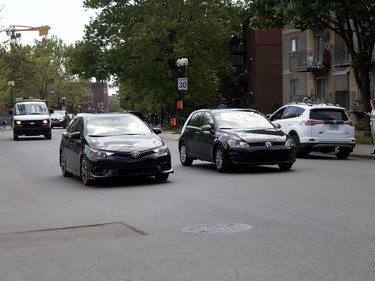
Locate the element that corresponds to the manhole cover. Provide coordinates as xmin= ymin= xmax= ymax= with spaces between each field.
xmin=181 ymin=223 xmax=252 ymax=234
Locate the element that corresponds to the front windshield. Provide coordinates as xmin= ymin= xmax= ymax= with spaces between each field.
xmin=53 ymin=111 xmax=65 ymax=116
xmin=15 ymin=103 xmax=49 ymax=115
xmin=214 ymin=110 xmax=275 ymax=130
xmin=87 ymin=115 xmax=152 ymax=136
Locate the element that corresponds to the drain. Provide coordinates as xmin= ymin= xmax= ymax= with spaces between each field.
xmin=181 ymin=223 xmax=252 ymax=234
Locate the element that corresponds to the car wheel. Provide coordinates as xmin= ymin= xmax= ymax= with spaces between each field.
xmin=278 ymin=163 xmax=293 ymax=171
xmin=60 ymin=152 xmax=73 ymax=177
xmin=291 ymin=134 xmax=309 ymax=157
xmin=335 ymin=150 xmax=350 ymax=159
xmin=155 ymin=173 xmax=169 ymax=181
xmin=80 ymin=157 xmax=93 ymax=186
xmin=179 ymin=142 xmax=193 ymax=166
xmin=214 ymin=146 xmax=229 ymax=172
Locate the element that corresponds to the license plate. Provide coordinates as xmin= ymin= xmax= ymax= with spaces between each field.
xmin=329 ymin=124 xmax=339 ymax=130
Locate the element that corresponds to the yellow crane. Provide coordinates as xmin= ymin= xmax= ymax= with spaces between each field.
xmin=6 ymin=25 xmax=50 ymax=42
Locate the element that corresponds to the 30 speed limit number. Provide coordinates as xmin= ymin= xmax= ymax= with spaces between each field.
xmin=177 ymin=78 xmax=188 ymax=90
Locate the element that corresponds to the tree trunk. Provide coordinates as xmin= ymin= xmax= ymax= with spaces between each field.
xmin=359 ymin=70 xmax=371 ymax=134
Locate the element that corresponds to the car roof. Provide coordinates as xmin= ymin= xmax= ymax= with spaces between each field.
xmin=78 ymin=113 xmax=135 ymax=120
xmin=192 ymin=108 xmax=260 ymax=113
xmin=284 ymin=102 xmax=346 ymax=110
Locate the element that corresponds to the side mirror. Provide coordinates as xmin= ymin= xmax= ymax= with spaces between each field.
xmin=201 ymin=124 xmax=213 ymax=132
xmin=70 ymin=132 xmax=81 ymax=139
xmin=153 ymin=127 xmax=162 ymax=134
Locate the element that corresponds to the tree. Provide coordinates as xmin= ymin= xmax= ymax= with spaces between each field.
xmin=0 ymin=37 xmax=90 ymax=112
xmin=248 ymin=0 xmax=375 ymax=132
xmin=71 ymin=0 xmax=249 ymax=114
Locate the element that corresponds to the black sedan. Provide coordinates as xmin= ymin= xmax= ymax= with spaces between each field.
xmin=178 ymin=108 xmax=297 ymax=172
xmin=59 ymin=113 xmax=173 ymax=185
xmin=51 ymin=110 xmax=71 ymax=128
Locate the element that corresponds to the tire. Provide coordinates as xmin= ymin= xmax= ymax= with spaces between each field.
xmin=278 ymin=163 xmax=293 ymax=171
xmin=60 ymin=152 xmax=73 ymax=177
xmin=291 ymin=134 xmax=309 ymax=157
xmin=335 ymin=150 xmax=350 ymax=159
xmin=179 ymin=142 xmax=193 ymax=166
xmin=214 ymin=146 xmax=229 ymax=172
xmin=80 ymin=157 xmax=93 ymax=186
xmin=155 ymin=173 xmax=169 ymax=181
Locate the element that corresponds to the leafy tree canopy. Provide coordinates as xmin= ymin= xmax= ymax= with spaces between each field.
xmin=73 ymin=0 xmax=249 ymax=113
xmin=0 ymin=37 xmax=89 ymax=111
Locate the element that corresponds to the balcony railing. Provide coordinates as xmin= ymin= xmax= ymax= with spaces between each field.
xmin=289 ymin=50 xmax=329 ymax=72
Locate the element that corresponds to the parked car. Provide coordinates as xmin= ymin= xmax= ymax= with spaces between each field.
xmin=50 ymin=110 xmax=71 ymax=128
xmin=269 ymin=101 xmax=356 ymax=159
xmin=9 ymin=98 xmax=53 ymax=140
xmin=178 ymin=108 xmax=297 ymax=172
xmin=59 ymin=113 xmax=173 ymax=185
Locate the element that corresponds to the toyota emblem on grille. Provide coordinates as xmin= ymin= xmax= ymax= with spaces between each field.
xmin=131 ymin=150 xmax=140 ymax=158
xmin=265 ymin=141 xmax=272 ymax=148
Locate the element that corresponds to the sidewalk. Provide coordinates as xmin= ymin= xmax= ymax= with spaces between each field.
xmin=159 ymin=129 xmax=375 ymax=159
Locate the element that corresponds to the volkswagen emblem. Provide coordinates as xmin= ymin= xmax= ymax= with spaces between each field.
xmin=130 ymin=150 xmax=140 ymax=159
xmin=265 ymin=141 xmax=272 ymax=148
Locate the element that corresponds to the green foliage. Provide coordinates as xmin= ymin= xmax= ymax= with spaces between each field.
xmin=271 ymin=101 xmax=281 ymax=113
xmin=0 ymin=37 xmax=90 ymax=111
xmin=355 ymin=131 xmax=373 ymax=145
xmin=71 ymin=0 xmax=249 ymax=115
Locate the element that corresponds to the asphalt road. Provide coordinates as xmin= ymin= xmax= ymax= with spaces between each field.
xmin=1 ymin=128 xmax=374 ymax=281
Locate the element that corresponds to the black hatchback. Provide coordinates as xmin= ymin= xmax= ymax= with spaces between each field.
xmin=59 ymin=113 xmax=173 ymax=185
xmin=178 ymin=108 xmax=297 ymax=172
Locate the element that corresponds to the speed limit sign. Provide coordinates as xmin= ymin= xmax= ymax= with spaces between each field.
xmin=177 ymin=78 xmax=188 ymax=90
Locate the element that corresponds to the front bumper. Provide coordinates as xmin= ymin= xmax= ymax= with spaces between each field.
xmin=227 ymin=145 xmax=297 ymax=166
xmin=85 ymin=154 xmax=173 ymax=180
xmin=51 ymin=121 xmax=67 ymax=127
xmin=13 ymin=126 xmax=51 ymax=136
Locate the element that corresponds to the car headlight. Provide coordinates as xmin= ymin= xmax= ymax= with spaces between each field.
xmin=285 ymin=138 xmax=295 ymax=147
xmin=227 ymin=138 xmax=249 ymax=148
xmin=153 ymin=145 xmax=169 ymax=155
xmin=85 ymin=147 xmax=114 ymax=161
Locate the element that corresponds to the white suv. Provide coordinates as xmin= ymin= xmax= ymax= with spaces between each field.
xmin=269 ymin=102 xmax=356 ymax=159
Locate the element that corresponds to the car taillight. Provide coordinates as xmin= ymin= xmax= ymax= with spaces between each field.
xmin=343 ymin=120 xmax=353 ymax=126
xmin=303 ymin=119 xmax=325 ymax=126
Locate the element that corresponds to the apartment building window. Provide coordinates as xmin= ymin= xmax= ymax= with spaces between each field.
xmin=290 ymin=38 xmax=297 ymax=56
xmin=316 ymin=77 xmax=327 ymax=102
xmin=314 ymin=34 xmax=324 ymax=62
xmin=290 ymin=79 xmax=298 ymax=97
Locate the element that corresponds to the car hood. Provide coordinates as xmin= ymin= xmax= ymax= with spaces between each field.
xmin=13 ymin=114 xmax=50 ymax=121
xmin=87 ymin=134 xmax=164 ymax=152
xmin=222 ymin=129 xmax=287 ymax=142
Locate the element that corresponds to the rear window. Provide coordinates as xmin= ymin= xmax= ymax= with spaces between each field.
xmin=310 ymin=109 xmax=349 ymax=121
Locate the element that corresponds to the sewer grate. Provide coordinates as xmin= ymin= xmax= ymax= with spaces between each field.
xmin=181 ymin=223 xmax=252 ymax=234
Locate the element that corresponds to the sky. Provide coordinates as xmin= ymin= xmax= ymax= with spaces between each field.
xmin=0 ymin=0 xmax=98 ymax=46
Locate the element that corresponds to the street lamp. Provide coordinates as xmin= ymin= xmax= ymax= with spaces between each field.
xmin=61 ymin=97 xmax=66 ymax=110
xmin=8 ymin=81 xmax=15 ymax=109
xmin=176 ymin=56 xmax=188 ymax=128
